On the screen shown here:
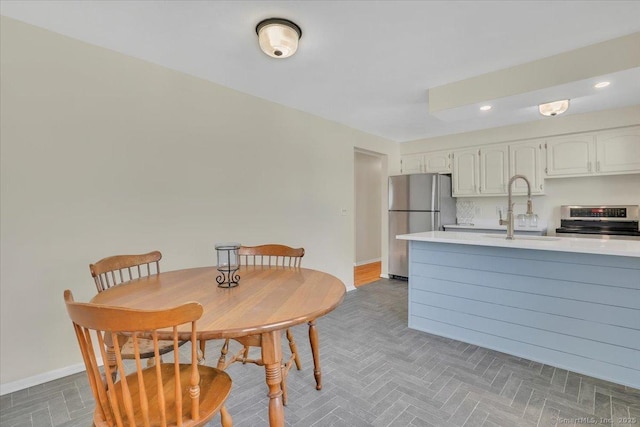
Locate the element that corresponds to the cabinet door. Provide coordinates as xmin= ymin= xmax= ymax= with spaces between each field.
xmin=595 ymin=126 xmax=640 ymax=174
xmin=545 ymin=135 xmax=595 ymax=177
xmin=400 ymin=154 xmax=423 ymax=174
xmin=423 ymin=150 xmax=452 ymax=173
xmin=510 ymin=141 xmax=544 ymax=194
xmin=452 ymin=149 xmax=479 ymax=196
xmin=479 ymin=145 xmax=509 ymax=195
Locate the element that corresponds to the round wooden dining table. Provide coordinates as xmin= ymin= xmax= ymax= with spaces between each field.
xmin=90 ymin=265 xmax=346 ymax=427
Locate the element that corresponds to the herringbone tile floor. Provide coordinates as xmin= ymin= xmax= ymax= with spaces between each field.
xmin=2 ymin=279 xmax=639 ymax=426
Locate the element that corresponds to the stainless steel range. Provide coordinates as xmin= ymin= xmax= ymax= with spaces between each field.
xmin=556 ymin=205 xmax=640 ymax=240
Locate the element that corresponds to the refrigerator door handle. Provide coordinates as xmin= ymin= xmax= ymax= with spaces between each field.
xmin=431 ymin=177 xmax=437 ymax=211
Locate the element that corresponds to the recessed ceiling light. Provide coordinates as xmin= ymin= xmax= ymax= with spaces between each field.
xmin=594 ymin=81 xmax=610 ymax=89
xmin=480 ymin=105 xmax=492 ymax=111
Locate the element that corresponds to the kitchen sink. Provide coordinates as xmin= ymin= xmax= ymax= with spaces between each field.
xmin=483 ymin=234 xmax=561 ymax=242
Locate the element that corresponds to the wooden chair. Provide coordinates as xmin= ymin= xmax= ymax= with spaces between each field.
xmin=238 ymin=244 xmax=304 ymax=268
xmin=90 ymin=250 xmax=162 ymax=292
xmin=90 ymin=251 xmax=186 ymax=367
xmin=63 ymin=290 xmax=233 ymax=427
xmin=213 ymin=244 xmax=305 ymax=405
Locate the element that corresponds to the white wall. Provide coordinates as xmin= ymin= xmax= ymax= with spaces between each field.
xmin=354 ymin=151 xmax=382 ymax=264
xmin=0 ymin=17 xmax=399 ymax=388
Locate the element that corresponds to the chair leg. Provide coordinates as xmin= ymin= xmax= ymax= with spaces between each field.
xmin=308 ymin=319 xmax=322 ymax=390
xmin=281 ymin=365 xmax=288 ymax=406
xmin=146 ymin=355 xmax=162 ymax=367
xmin=242 ymin=346 xmax=250 ymax=364
xmin=217 ymin=339 xmax=230 ymax=370
xmin=220 ymin=405 xmax=232 ymax=427
xmin=198 ymin=340 xmax=206 ymax=364
xmin=286 ymin=328 xmax=302 ymax=370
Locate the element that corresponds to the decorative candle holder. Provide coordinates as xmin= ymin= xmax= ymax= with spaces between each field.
xmin=215 ymin=243 xmax=240 ymax=288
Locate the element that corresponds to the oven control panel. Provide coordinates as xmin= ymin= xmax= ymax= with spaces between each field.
xmin=570 ymin=207 xmax=626 ymax=218
xmin=561 ymin=205 xmax=640 ymax=221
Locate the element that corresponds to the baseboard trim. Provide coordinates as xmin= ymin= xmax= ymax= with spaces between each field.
xmin=354 ymin=258 xmax=381 ymax=267
xmin=1 ymin=362 xmax=92 ymax=396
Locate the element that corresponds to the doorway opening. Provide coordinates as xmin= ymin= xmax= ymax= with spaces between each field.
xmin=354 ymin=148 xmax=385 ymax=287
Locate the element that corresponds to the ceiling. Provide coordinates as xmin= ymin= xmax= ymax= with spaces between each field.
xmin=2 ymin=1 xmax=640 ymax=143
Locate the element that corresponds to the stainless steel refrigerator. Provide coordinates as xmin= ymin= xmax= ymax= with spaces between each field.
xmin=388 ymin=173 xmax=456 ymax=279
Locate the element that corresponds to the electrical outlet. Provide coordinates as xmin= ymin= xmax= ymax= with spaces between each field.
xmin=340 ymin=208 xmax=348 ymax=216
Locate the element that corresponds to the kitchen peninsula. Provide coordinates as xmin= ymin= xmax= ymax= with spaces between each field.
xmin=397 ymin=231 xmax=640 ymax=388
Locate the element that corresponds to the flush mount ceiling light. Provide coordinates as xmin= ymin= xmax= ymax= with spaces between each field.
xmin=480 ymin=105 xmax=492 ymax=111
xmin=594 ymin=81 xmax=611 ymax=88
xmin=256 ymin=18 xmax=302 ymax=58
xmin=538 ymin=99 xmax=570 ymax=117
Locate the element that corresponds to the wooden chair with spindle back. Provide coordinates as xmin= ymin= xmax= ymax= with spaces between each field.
xmin=90 ymin=250 xmax=162 ymax=292
xmin=206 ymin=244 xmax=306 ymax=405
xmin=238 ymin=244 xmax=304 ymax=268
xmin=90 ymin=251 xmax=186 ymax=368
xmin=63 ymin=290 xmax=233 ymax=427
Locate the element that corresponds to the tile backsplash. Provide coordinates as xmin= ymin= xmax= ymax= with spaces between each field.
xmin=455 ymin=200 xmax=476 ymax=225
xmin=452 ymin=174 xmax=640 ymax=234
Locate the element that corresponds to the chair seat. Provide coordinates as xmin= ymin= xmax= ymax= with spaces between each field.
xmin=120 ymin=337 xmax=186 ymax=359
xmin=95 ymin=364 xmax=232 ymax=427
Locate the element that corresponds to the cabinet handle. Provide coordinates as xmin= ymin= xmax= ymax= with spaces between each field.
xmin=540 ymin=184 xmax=543 ymax=190
xmin=596 ymin=161 xmax=601 ymax=172
xmin=588 ymin=161 xmax=592 ymax=172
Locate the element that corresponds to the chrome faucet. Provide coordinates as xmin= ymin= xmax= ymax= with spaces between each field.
xmin=499 ymin=174 xmax=534 ymax=240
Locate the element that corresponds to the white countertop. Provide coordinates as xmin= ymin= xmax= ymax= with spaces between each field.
xmin=397 ymin=231 xmax=640 ymax=258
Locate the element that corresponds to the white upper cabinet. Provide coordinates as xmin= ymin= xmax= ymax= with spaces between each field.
xmin=545 ymin=126 xmax=640 ymax=177
xmin=453 ymin=143 xmax=543 ymax=197
xmin=545 ymin=134 xmax=595 ymax=177
xmin=423 ymin=150 xmax=452 ymax=173
xmin=510 ymin=141 xmax=544 ymax=194
xmin=401 ymin=151 xmax=452 ymax=174
xmin=400 ymin=154 xmax=424 ymax=174
xmin=595 ymin=126 xmax=640 ymax=174
xmin=452 ymin=149 xmax=480 ymax=196
xmin=479 ymin=145 xmax=509 ymax=195
xmin=405 ymin=126 xmax=637 ymax=196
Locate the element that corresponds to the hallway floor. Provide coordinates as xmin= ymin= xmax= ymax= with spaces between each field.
xmin=354 ymin=261 xmax=381 ymax=287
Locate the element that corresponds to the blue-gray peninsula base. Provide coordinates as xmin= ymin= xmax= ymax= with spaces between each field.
xmin=397 ymin=231 xmax=640 ymax=389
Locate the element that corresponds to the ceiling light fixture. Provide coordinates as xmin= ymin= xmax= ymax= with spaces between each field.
xmin=538 ymin=99 xmax=570 ymax=117
xmin=480 ymin=105 xmax=492 ymax=111
xmin=594 ymin=81 xmax=610 ymax=88
xmin=256 ymin=18 xmax=302 ymax=59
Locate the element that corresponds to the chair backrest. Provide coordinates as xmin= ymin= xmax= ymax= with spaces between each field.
xmin=90 ymin=251 xmax=162 ymax=292
xmin=64 ymin=290 xmax=204 ymax=426
xmin=238 ymin=244 xmax=304 ymax=268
